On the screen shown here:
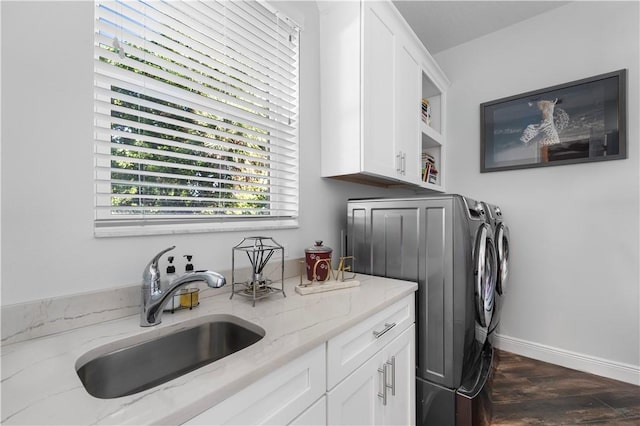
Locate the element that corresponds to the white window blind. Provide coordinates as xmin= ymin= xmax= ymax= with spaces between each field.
xmin=94 ymin=0 xmax=299 ymax=236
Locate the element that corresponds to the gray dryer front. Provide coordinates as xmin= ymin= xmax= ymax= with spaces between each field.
xmin=481 ymin=201 xmax=510 ymax=338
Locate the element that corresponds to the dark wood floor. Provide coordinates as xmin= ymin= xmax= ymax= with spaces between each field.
xmin=491 ymin=350 xmax=640 ymax=425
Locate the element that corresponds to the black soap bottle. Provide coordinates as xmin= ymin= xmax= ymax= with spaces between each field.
xmin=164 ymin=256 xmax=180 ymax=312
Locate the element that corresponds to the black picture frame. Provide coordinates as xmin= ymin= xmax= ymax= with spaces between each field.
xmin=480 ymin=69 xmax=627 ymax=173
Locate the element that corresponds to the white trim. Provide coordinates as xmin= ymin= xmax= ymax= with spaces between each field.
xmin=95 ymin=218 xmax=299 ymax=238
xmin=493 ymin=333 xmax=640 ymax=386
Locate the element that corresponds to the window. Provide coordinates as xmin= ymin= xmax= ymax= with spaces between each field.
xmin=94 ymin=0 xmax=300 ymax=236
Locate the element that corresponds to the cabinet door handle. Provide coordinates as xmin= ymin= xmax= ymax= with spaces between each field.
xmin=396 ymin=153 xmax=401 ymax=173
xmin=377 ymin=362 xmax=389 ymax=406
xmin=387 ymin=356 xmax=396 ymax=396
xmin=401 ymin=152 xmax=406 ymax=175
xmin=373 ymin=322 xmax=396 ymax=338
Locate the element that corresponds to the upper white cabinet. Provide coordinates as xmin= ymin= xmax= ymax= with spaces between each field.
xmin=320 ymin=0 xmax=449 ymax=191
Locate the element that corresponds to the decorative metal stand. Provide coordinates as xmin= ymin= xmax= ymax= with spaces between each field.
xmin=231 ymin=236 xmax=285 ymax=306
xmin=295 ymin=256 xmax=360 ymax=295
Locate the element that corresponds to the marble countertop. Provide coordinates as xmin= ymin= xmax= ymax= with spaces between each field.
xmin=1 ymin=274 xmax=417 ymax=425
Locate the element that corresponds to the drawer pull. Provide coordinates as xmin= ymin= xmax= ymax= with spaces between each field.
xmin=373 ymin=322 xmax=396 ymax=338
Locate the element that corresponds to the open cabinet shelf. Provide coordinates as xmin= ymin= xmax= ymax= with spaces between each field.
xmin=419 ymin=69 xmax=446 ymax=190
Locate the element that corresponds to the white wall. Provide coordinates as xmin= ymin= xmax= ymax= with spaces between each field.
xmin=436 ymin=1 xmax=640 ymax=379
xmin=0 ymin=1 xmax=409 ymax=306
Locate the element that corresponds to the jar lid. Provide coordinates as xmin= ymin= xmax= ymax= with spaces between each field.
xmin=305 ymin=240 xmax=332 ymax=254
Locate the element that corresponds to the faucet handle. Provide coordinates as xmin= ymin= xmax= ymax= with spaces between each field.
xmin=143 ymin=246 xmax=176 ymax=286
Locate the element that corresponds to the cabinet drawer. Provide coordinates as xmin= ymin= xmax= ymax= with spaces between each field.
xmin=327 ymin=294 xmax=414 ymax=389
xmin=184 ymin=344 xmax=326 ymax=425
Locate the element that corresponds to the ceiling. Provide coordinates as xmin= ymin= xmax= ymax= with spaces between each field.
xmin=393 ymin=1 xmax=570 ymax=54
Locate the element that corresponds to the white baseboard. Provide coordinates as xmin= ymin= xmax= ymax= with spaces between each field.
xmin=492 ymin=333 xmax=640 ymax=386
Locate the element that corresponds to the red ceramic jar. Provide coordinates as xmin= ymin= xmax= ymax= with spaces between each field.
xmin=305 ymin=240 xmax=333 ymax=281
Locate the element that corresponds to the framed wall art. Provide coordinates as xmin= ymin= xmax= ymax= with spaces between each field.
xmin=480 ymin=69 xmax=627 ymax=172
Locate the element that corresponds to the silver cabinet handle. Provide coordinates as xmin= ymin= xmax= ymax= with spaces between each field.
xmin=401 ymin=152 xmax=406 ymax=175
xmin=396 ymin=153 xmax=401 ymax=173
xmin=377 ymin=363 xmax=388 ymax=406
xmin=387 ymin=356 xmax=396 ymax=396
xmin=373 ymin=322 xmax=396 ymax=338
xmin=378 ymin=358 xmax=395 ymax=406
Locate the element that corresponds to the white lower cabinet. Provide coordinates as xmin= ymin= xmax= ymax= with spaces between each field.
xmin=183 ymin=294 xmax=416 ymax=426
xmin=184 ymin=344 xmax=326 ymax=425
xmin=327 ymin=325 xmax=415 ymax=426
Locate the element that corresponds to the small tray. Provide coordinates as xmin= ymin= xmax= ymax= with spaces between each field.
xmin=295 ymin=277 xmax=360 ymax=295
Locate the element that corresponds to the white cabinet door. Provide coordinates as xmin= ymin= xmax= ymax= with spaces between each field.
xmin=395 ymin=43 xmax=421 ymax=184
xmin=184 ymin=344 xmax=326 ymax=425
xmin=289 ymin=395 xmax=326 ymax=426
xmin=362 ymin=1 xmax=397 ymax=179
xmin=381 ymin=324 xmax=416 ymax=426
xmin=328 ymin=325 xmax=415 ymax=426
xmin=327 ymin=349 xmax=385 ymax=425
xmin=362 ymin=1 xmax=424 ymax=184
xmin=319 ymin=1 xmax=361 ymax=178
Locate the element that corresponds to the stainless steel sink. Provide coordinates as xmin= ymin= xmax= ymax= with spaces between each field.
xmin=76 ymin=315 xmax=264 ymax=399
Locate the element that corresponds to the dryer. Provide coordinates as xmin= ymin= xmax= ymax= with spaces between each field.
xmin=481 ymin=202 xmax=510 ymax=336
xmin=347 ymin=194 xmax=497 ymax=425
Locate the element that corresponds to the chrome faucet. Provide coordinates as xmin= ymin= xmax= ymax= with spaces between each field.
xmin=140 ymin=246 xmax=226 ymax=327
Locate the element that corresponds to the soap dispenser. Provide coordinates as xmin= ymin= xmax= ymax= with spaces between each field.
xmin=180 ymin=255 xmax=199 ymax=309
xmin=185 ymin=255 xmax=194 ymax=272
xmin=164 ymin=256 xmax=181 ymax=312
xmin=167 ymin=256 xmax=176 ymax=274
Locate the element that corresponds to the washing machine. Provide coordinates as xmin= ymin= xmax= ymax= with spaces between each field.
xmin=346 ymin=194 xmax=497 ymax=425
xmin=481 ymin=202 xmax=510 ymax=337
